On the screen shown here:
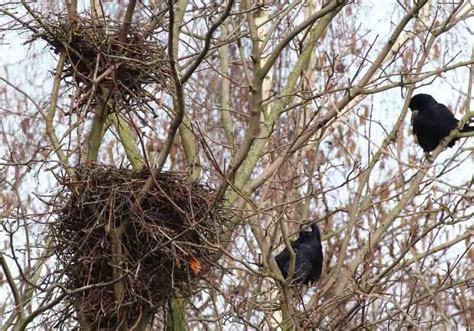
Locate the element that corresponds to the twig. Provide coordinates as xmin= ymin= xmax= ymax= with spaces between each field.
xmin=181 ymin=0 xmax=235 ymax=84
xmin=0 ymin=254 xmax=25 ymax=325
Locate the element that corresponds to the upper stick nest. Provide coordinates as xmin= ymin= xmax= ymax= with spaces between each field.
xmin=29 ymin=14 xmax=171 ymax=116
xmin=51 ymin=164 xmax=229 ymax=328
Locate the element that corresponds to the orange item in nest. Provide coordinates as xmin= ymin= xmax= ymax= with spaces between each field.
xmin=189 ymin=257 xmax=202 ymax=275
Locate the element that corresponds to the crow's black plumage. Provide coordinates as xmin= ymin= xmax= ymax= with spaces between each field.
xmin=408 ymin=93 xmax=474 ymax=153
xmin=274 ymin=223 xmax=323 ymax=285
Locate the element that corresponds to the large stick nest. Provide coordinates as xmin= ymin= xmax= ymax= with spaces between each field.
xmin=29 ymin=14 xmax=171 ymax=116
xmin=51 ymin=165 xmax=229 ymax=328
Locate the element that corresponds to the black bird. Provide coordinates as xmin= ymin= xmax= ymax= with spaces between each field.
xmin=408 ymin=93 xmax=474 ymax=153
xmin=274 ymin=223 xmax=323 ymax=285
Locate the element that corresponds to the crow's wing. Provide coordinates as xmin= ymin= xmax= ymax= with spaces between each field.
xmin=306 ymin=246 xmax=323 ymax=283
xmin=297 ymin=240 xmax=323 ymax=284
xmin=293 ymin=254 xmax=311 ymax=284
xmin=433 ymin=103 xmax=459 ymax=136
xmin=275 ymin=241 xmax=300 ymax=279
xmin=412 ymin=111 xmax=441 ymax=135
xmin=275 ymin=248 xmax=290 ymax=278
xmin=412 ymin=114 xmax=443 ymax=150
xmin=412 ymin=103 xmax=457 ymax=134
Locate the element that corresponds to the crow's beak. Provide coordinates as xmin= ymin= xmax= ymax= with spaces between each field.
xmin=411 ymin=109 xmax=418 ymax=125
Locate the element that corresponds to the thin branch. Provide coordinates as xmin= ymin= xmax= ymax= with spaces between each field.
xmin=0 ymin=254 xmax=25 ymax=324
xmin=259 ymin=0 xmax=346 ymax=79
xmin=118 ymin=0 xmax=137 ymax=43
xmin=153 ymin=0 xmax=186 ymax=173
xmin=16 ymin=278 xmax=125 ymax=331
xmin=45 ymin=53 xmax=74 ymax=176
xmin=180 ymin=0 xmax=235 ymax=84
xmin=65 ymin=0 xmax=78 ymax=20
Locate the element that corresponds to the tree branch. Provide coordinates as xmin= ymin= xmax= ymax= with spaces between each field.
xmin=118 ymin=0 xmax=137 ymax=43
xmin=180 ymin=0 xmax=235 ymax=84
xmin=0 ymin=254 xmax=25 ymax=325
xmin=259 ymin=0 xmax=346 ymax=79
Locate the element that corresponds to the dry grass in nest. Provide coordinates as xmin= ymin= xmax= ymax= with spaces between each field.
xmin=51 ymin=164 xmax=228 ymax=328
xmin=29 ymin=14 xmax=171 ymax=116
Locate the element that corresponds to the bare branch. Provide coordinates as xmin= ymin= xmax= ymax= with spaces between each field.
xmin=181 ymin=0 xmax=235 ymax=84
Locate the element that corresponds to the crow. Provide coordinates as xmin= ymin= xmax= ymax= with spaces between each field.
xmin=408 ymin=93 xmax=474 ymax=153
xmin=274 ymin=223 xmax=323 ymax=285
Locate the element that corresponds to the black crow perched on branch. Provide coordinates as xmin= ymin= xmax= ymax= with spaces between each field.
xmin=408 ymin=93 xmax=474 ymax=153
xmin=274 ymin=223 xmax=323 ymax=285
